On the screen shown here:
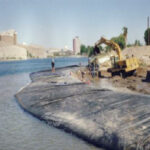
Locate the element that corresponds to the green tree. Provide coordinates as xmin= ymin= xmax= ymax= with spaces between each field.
xmin=80 ymin=44 xmax=87 ymax=54
xmin=105 ymin=45 xmax=111 ymax=52
xmin=134 ymin=40 xmax=142 ymax=46
xmin=108 ymin=27 xmax=127 ymax=50
xmin=111 ymin=35 xmax=125 ymax=50
xmin=27 ymin=51 xmax=33 ymax=58
xmin=87 ymin=46 xmax=94 ymax=57
xmin=80 ymin=44 xmax=103 ymax=56
xmin=144 ymin=28 xmax=150 ymax=45
xmin=127 ymin=43 xmax=133 ymax=47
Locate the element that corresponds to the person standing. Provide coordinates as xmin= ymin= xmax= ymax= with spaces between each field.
xmin=51 ymin=57 xmax=55 ymax=72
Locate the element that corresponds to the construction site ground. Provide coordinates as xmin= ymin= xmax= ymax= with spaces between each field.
xmin=75 ymin=45 xmax=150 ymax=95
xmin=74 ymin=66 xmax=150 ymax=95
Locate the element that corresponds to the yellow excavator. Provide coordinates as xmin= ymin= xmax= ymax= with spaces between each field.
xmin=91 ymin=37 xmax=139 ymax=77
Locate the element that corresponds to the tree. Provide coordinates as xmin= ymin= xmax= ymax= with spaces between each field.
xmin=80 ymin=44 xmax=87 ymax=54
xmin=105 ymin=46 xmax=111 ymax=52
xmin=87 ymin=46 xmax=94 ymax=57
xmin=144 ymin=28 xmax=150 ymax=45
xmin=127 ymin=43 xmax=132 ymax=47
xmin=107 ymin=27 xmax=127 ymax=50
xmin=134 ymin=40 xmax=142 ymax=46
xmin=80 ymin=44 xmax=103 ymax=56
xmin=111 ymin=35 xmax=126 ymax=50
xmin=122 ymin=27 xmax=128 ymax=47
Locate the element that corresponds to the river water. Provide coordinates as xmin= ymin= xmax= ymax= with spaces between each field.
xmin=0 ymin=57 xmax=102 ymax=150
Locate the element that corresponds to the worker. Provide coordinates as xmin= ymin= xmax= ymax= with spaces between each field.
xmin=81 ymin=71 xmax=85 ymax=81
xmin=51 ymin=57 xmax=55 ymax=72
xmin=91 ymin=62 xmax=95 ymax=78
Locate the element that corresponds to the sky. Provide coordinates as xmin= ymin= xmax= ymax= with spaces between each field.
xmin=0 ymin=0 xmax=150 ymax=49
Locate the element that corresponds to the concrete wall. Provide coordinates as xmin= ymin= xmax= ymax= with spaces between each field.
xmin=0 ymin=30 xmax=25 ymax=60
xmin=0 ymin=45 xmax=27 ymax=60
xmin=23 ymin=45 xmax=47 ymax=58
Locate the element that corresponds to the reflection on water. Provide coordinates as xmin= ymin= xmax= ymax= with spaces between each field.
xmin=0 ymin=58 xmax=102 ymax=150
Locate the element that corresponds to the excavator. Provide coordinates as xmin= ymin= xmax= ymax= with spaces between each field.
xmin=90 ymin=37 xmax=139 ymax=77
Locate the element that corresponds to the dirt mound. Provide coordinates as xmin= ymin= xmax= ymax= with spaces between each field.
xmin=122 ymin=46 xmax=150 ymax=65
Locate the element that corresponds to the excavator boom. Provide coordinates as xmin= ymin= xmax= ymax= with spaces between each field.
xmin=95 ymin=37 xmax=123 ymax=60
xmin=91 ymin=36 xmax=139 ymax=77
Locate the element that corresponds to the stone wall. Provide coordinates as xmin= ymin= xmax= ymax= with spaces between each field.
xmin=22 ymin=45 xmax=47 ymax=58
xmin=0 ymin=30 xmax=17 ymax=45
xmin=0 ymin=35 xmax=15 ymax=45
xmin=0 ymin=45 xmax=27 ymax=60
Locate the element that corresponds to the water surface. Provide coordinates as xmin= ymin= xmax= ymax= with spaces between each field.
xmin=0 ymin=57 xmax=102 ymax=150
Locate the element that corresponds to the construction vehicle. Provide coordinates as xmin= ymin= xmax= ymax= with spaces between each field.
xmin=91 ymin=37 xmax=139 ymax=77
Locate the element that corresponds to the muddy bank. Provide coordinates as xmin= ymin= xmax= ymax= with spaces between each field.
xmin=16 ymin=66 xmax=150 ymax=150
xmin=107 ymin=67 xmax=150 ymax=95
xmin=78 ymin=67 xmax=150 ymax=95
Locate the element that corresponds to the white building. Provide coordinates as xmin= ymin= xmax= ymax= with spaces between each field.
xmin=46 ymin=48 xmax=61 ymax=56
xmin=73 ymin=36 xmax=80 ymax=55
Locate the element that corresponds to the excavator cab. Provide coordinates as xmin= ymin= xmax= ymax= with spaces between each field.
xmin=110 ymin=56 xmax=119 ymax=68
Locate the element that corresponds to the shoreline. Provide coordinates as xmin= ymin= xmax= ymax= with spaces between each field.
xmin=16 ymin=66 xmax=150 ymax=150
xmin=0 ymin=55 xmax=87 ymax=62
xmin=74 ymin=66 xmax=150 ymax=95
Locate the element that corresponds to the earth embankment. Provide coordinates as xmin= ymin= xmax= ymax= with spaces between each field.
xmin=16 ymin=66 xmax=150 ymax=150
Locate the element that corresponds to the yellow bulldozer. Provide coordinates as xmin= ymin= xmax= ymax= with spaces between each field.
xmin=90 ymin=37 xmax=139 ymax=78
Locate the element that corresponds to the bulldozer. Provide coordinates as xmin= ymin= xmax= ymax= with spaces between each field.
xmin=90 ymin=37 xmax=139 ymax=77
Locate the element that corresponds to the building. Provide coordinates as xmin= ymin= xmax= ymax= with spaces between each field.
xmin=46 ymin=47 xmax=73 ymax=57
xmin=46 ymin=48 xmax=61 ymax=57
xmin=73 ymin=36 xmax=80 ymax=55
xmin=0 ymin=29 xmax=17 ymax=45
xmin=59 ymin=49 xmax=73 ymax=56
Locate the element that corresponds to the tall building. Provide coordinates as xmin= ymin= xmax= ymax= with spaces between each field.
xmin=73 ymin=36 xmax=80 ymax=55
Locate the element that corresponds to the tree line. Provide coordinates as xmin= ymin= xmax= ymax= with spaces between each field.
xmin=80 ymin=27 xmax=150 ymax=56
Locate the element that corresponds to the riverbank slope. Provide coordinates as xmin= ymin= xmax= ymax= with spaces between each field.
xmin=16 ymin=66 xmax=150 ymax=150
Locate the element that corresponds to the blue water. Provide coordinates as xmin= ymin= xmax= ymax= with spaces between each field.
xmin=0 ymin=57 xmax=102 ymax=150
xmin=0 ymin=57 xmax=88 ymax=76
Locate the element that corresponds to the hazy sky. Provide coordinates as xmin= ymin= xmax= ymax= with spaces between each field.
xmin=0 ymin=0 xmax=149 ymax=49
